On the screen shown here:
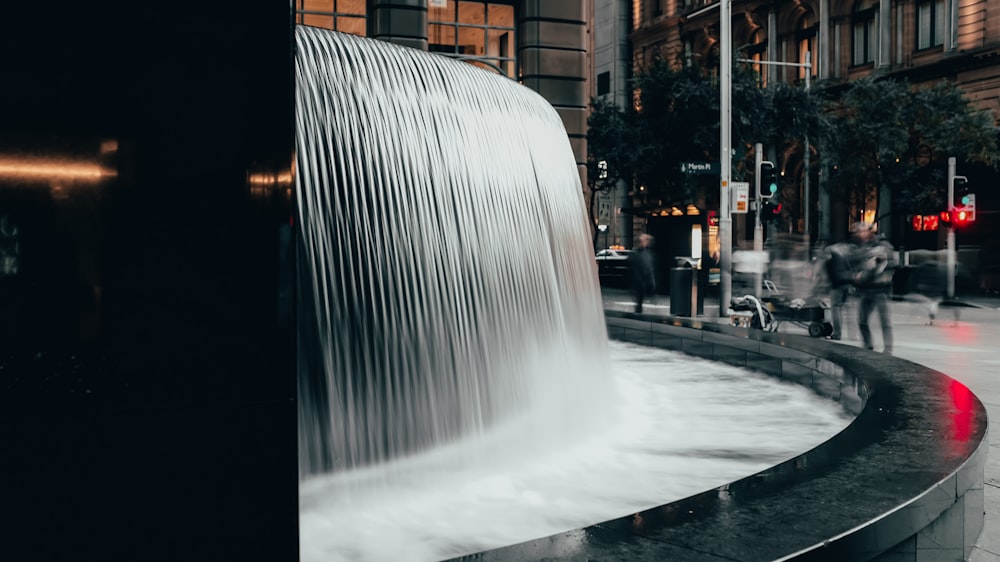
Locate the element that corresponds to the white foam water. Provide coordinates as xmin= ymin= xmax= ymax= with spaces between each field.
xmin=299 ymin=340 xmax=854 ymax=562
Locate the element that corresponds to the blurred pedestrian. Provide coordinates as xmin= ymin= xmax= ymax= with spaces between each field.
xmin=908 ymin=258 xmax=947 ymax=324
xmin=822 ymin=241 xmax=855 ymax=340
xmin=629 ymin=233 xmax=656 ymax=313
xmin=851 ymin=222 xmax=897 ymax=354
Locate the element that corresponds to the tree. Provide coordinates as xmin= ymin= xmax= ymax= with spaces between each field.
xmin=585 ymin=54 xmax=829 ymax=235
xmin=586 ymin=96 xmax=634 ymax=247
xmin=825 ymin=77 xmax=998 ymax=231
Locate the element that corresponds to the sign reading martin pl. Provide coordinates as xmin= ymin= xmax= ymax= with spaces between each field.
xmin=680 ymin=162 xmax=718 ymax=175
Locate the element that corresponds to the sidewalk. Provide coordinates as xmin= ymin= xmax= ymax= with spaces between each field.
xmin=602 ymin=286 xmax=1000 ymax=561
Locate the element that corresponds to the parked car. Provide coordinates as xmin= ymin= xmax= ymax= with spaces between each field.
xmin=596 ymin=248 xmax=631 ymax=287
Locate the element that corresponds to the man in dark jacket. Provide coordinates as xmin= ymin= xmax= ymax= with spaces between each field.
xmin=629 ymin=234 xmax=656 ymax=313
xmin=823 ymin=241 xmax=854 ymax=340
xmin=851 ymin=222 xmax=897 ymax=354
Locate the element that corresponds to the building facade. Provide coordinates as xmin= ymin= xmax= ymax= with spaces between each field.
xmin=595 ymin=0 xmax=1000 ymax=272
xmin=295 ymin=0 xmax=593 ymax=184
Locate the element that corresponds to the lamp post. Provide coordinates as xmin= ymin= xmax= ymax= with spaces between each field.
xmin=720 ymin=0 xmax=733 ymax=316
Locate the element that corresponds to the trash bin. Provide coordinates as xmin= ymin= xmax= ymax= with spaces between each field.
xmin=670 ymin=265 xmax=694 ymax=317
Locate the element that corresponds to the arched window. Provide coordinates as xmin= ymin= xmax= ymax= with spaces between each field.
xmin=916 ymin=0 xmax=946 ymax=50
xmin=797 ymin=13 xmax=818 ymax=80
xmin=852 ymin=0 xmax=878 ymax=66
xmin=294 ymin=0 xmax=366 ymax=36
xmin=429 ymin=1 xmax=517 ymax=77
xmin=744 ymin=28 xmax=768 ymax=87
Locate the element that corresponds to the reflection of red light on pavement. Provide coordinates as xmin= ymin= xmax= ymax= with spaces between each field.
xmin=944 ymin=322 xmax=977 ymax=350
xmin=949 ymin=379 xmax=973 ymax=443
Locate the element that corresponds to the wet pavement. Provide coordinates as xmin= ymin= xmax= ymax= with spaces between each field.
xmin=602 ymin=286 xmax=1000 ymax=561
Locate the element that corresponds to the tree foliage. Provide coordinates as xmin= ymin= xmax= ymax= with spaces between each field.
xmin=586 ymin=55 xmax=829 ymax=216
xmin=825 ymin=77 xmax=999 ymax=219
xmin=587 ymin=61 xmax=999 ymax=240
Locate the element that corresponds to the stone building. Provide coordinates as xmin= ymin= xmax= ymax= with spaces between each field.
xmin=595 ymin=0 xmax=1000 ymax=262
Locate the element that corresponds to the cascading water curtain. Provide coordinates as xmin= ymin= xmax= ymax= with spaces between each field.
xmin=295 ymin=26 xmax=614 ymax=478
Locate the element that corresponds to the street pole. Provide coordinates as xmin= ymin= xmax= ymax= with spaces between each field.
xmin=946 ymin=156 xmax=959 ymax=299
xmin=720 ymin=0 xmax=732 ymax=317
xmin=803 ymin=51 xmax=811 ymax=248
xmin=753 ymin=143 xmax=763 ymax=298
xmin=947 ymin=157 xmax=956 ymax=299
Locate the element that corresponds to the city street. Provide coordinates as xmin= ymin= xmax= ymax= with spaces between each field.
xmin=602 ymin=286 xmax=1000 ymax=561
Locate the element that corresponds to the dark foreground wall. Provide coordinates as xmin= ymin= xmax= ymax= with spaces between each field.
xmin=0 ymin=3 xmax=297 ymax=560
xmin=461 ymin=312 xmax=988 ymax=561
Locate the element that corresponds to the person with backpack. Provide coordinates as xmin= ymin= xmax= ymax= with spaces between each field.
xmin=851 ymin=222 xmax=897 ymax=354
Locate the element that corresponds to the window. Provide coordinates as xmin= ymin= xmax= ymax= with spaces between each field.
xmin=852 ymin=0 xmax=878 ymax=66
xmin=744 ymin=29 xmax=767 ymax=87
xmin=797 ymin=15 xmax=818 ymax=80
xmin=916 ymin=0 xmax=945 ymax=50
xmin=295 ymin=0 xmax=366 ymax=36
xmin=429 ymin=1 xmax=517 ymax=77
xmin=597 ymin=72 xmax=611 ymax=96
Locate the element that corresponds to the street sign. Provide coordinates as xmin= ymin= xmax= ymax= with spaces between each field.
xmin=598 ymin=194 xmax=612 ymax=222
xmin=680 ymin=162 xmax=718 ymax=175
xmin=731 ymin=181 xmax=749 ymax=213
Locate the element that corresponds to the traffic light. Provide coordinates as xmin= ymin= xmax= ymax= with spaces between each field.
xmin=756 ymin=160 xmax=778 ymax=199
xmin=950 ymin=175 xmax=975 ymax=223
xmin=961 ymin=193 xmax=976 ymax=222
xmin=952 ymin=175 xmax=969 ymax=207
xmin=760 ymin=201 xmax=782 ymax=222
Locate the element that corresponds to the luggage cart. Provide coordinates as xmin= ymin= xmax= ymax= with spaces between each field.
xmin=729 ymin=280 xmax=833 ymax=338
xmin=762 ymin=295 xmax=833 ymax=337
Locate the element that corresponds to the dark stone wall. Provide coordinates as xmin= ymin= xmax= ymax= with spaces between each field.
xmin=0 ymin=3 xmax=297 ymax=560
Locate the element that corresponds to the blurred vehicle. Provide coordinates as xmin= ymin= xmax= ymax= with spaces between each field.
xmin=596 ymin=248 xmax=631 ymax=287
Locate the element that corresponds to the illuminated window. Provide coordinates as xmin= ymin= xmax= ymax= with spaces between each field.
xmin=295 ymin=0 xmax=367 ymax=36
xmin=745 ymin=29 xmax=767 ymax=87
xmin=797 ymin=14 xmax=818 ymax=80
xmin=852 ymin=0 xmax=878 ymax=66
xmin=429 ymin=1 xmax=516 ymax=77
xmin=916 ymin=0 xmax=945 ymax=50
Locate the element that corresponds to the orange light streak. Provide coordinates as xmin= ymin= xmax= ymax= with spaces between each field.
xmin=0 ymin=157 xmax=117 ymax=183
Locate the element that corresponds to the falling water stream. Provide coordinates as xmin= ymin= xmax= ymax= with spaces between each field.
xmin=294 ymin=27 xmax=852 ymax=561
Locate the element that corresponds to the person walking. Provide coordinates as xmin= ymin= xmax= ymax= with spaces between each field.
xmin=629 ymin=233 xmax=656 ymax=313
xmin=821 ymin=240 xmax=856 ymax=341
xmin=851 ymin=222 xmax=897 ymax=354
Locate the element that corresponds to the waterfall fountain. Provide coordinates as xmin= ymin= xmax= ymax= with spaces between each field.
xmin=293 ymin=27 xmax=853 ymax=562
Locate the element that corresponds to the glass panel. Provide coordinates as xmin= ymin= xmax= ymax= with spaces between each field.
xmin=336 ymin=15 xmax=366 ymax=36
xmin=301 ymin=0 xmax=333 ymax=13
xmin=469 ymin=59 xmax=504 ymax=74
xmin=488 ymin=3 xmax=515 ymax=28
xmin=458 ymin=1 xmax=486 ymax=26
xmin=302 ymin=13 xmax=334 ymax=30
xmin=487 ymin=29 xmax=511 ymax=58
xmin=853 ymin=23 xmax=866 ymax=65
xmin=429 ymin=1 xmax=455 ymax=23
xmin=338 ymin=0 xmax=366 ymax=15
xmin=429 ymin=24 xmax=458 ymax=53
xmin=458 ymin=25 xmax=485 ymax=56
xmin=917 ymin=3 xmax=931 ymax=49
xmin=869 ymin=17 xmax=877 ymax=61
xmin=934 ymin=0 xmax=946 ymax=45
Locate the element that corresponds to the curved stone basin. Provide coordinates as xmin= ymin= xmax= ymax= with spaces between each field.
xmin=455 ymin=311 xmax=988 ymax=561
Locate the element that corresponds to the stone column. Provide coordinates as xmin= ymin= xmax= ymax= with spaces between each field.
xmin=878 ymin=0 xmax=890 ymax=69
xmin=370 ymin=0 xmax=428 ymax=51
xmin=520 ymin=0 xmax=590 ymax=185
